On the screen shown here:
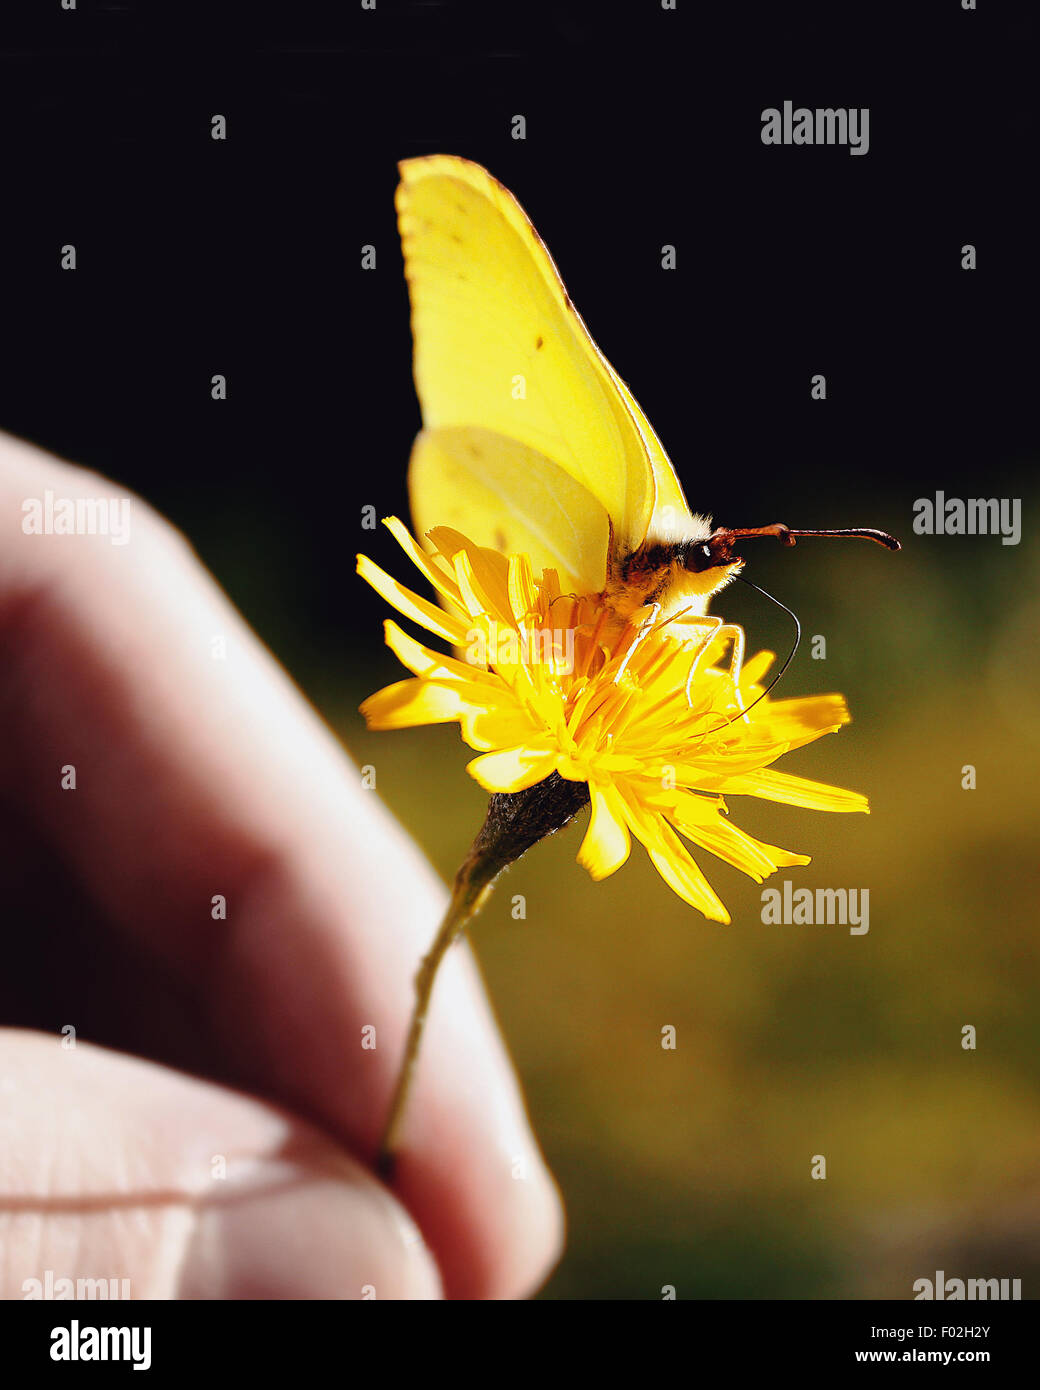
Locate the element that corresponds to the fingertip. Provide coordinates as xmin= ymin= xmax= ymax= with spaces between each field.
xmin=178 ymin=1152 xmax=444 ymax=1301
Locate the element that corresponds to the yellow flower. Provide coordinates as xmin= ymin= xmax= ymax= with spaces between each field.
xmin=358 ymin=518 xmax=868 ymax=923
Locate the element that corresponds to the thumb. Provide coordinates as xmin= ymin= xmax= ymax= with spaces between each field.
xmin=1 ymin=1029 xmax=441 ymax=1300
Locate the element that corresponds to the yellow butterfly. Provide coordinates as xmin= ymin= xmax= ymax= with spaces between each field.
xmin=397 ymin=154 xmax=897 ymax=642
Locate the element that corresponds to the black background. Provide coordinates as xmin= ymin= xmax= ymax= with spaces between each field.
xmin=0 ymin=0 xmax=1035 ymax=683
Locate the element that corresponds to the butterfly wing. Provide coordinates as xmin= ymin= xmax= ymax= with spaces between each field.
xmin=606 ymin=367 xmax=708 ymax=538
xmin=408 ymin=426 xmax=610 ymax=596
xmin=398 ymin=155 xmax=663 ymax=576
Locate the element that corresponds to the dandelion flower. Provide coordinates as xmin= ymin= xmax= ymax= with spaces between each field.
xmin=359 ymin=517 xmax=866 ymax=915
xmin=359 ymin=519 xmax=868 ymax=1170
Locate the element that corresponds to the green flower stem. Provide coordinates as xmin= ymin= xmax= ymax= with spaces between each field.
xmin=376 ymin=772 xmax=591 ymax=1183
xmin=376 ymin=860 xmax=492 ymax=1182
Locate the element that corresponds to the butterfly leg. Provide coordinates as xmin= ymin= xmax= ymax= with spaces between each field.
xmin=676 ymin=616 xmax=724 ymax=707
xmin=714 ymin=622 xmax=749 ymax=722
xmin=613 ymin=602 xmax=662 ymax=684
xmin=676 ymin=619 xmax=746 ymax=713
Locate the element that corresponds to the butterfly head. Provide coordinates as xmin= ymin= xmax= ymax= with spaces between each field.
xmin=611 ymin=520 xmax=900 ymax=624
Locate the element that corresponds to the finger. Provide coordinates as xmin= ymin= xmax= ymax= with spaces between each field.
xmin=0 ymin=434 xmax=563 ymax=1298
xmin=0 ymin=1029 xmax=441 ymax=1300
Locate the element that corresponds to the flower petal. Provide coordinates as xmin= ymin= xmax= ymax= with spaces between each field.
xmin=428 ymin=525 xmax=513 ymax=618
xmin=618 ymin=786 xmax=730 ymax=922
xmin=507 ymin=553 xmax=538 ymax=624
xmin=466 ymin=744 xmax=561 ymax=793
xmin=755 ymin=693 xmax=852 ymax=742
xmin=459 ymin=704 xmax=540 ymax=752
xmin=723 ymin=767 xmax=869 ymax=813
xmin=356 ymin=554 xmax=467 ymax=643
xmin=361 ymin=678 xmax=475 ymax=730
xmin=577 ymin=781 xmax=631 ymax=880
xmin=739 ymin=650 xmax=775 ymax=688
xmin=383 ymin=516 xmax=465 ymax=605
xmin=670 ymin=798 xmax=810 ymax=882
xmin=384 ymin=619 xmax=493 ymax=685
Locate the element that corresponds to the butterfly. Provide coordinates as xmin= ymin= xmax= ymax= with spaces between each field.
xmin=396 ymin=155 xmax=897 ymax=650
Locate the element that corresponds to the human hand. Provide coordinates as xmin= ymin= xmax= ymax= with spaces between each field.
xmin=0 ymin=432 xmax=563 ymax=1300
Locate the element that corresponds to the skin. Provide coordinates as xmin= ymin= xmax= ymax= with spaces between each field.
xmin=0 ymin=431 xmax=564 ymax=1300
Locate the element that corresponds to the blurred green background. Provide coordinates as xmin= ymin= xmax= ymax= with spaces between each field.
xmin=339 ymin=517 xmax=1040 ymax=1299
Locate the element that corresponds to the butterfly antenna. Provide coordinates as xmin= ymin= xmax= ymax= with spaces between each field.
xmin=723 ymin=524 xmax=900 ymax=551
xmin=692 ymin=522 xmax=901 ymax=572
